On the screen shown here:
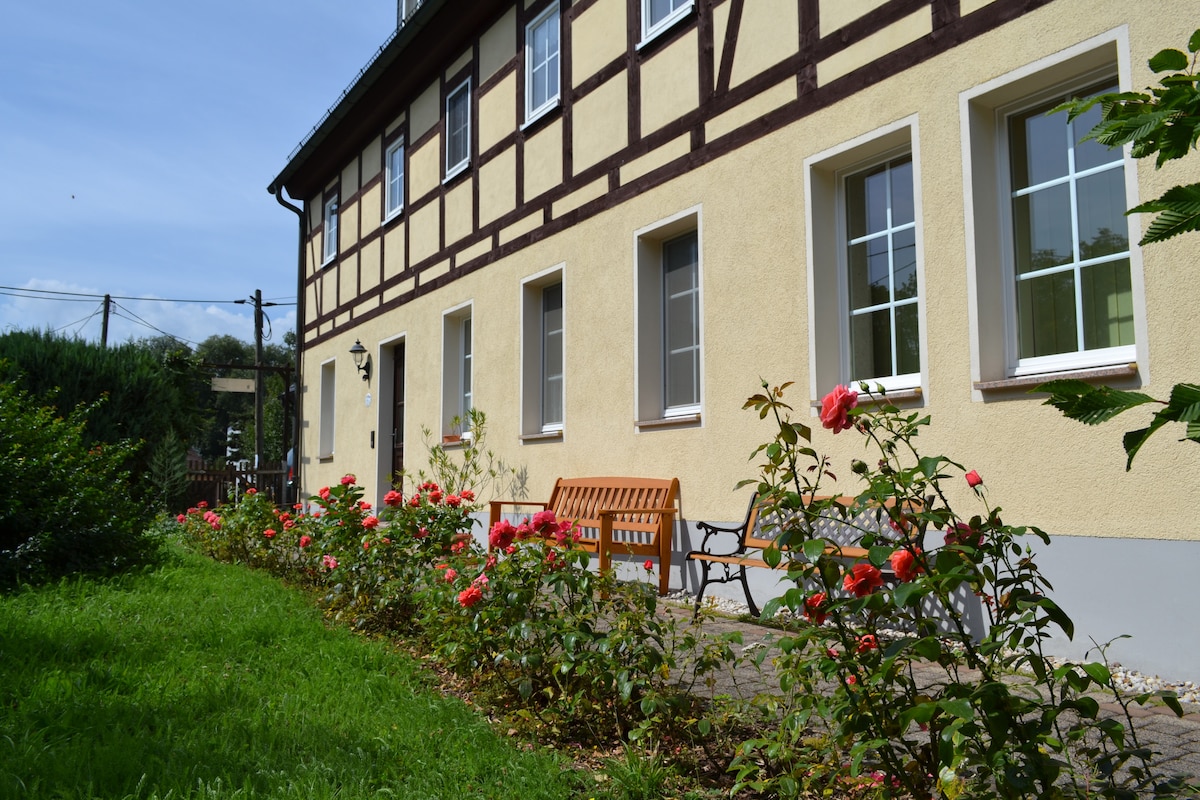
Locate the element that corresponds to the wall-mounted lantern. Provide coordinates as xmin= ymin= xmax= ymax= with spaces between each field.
xmin=349 ymin=339 xmax=371 ymax=382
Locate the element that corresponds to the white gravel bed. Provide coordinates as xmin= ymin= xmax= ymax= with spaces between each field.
xmin=666 ymin=590 xmax=1200 ymax=708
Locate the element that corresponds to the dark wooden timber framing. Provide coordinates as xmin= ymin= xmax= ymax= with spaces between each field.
xmin=296 ymin=0 xmax=1057 ymax=346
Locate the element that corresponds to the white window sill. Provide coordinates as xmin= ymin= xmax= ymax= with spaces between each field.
xmin=382 ymin=208 xmax=404 ymax=225
xmin=522 ymin=99 xmax=561 ymax=131
xmin=443 ymin=160 xmax=470 ymax=185
xmin=320 ymin=255 xmax=336 ymax=268
xmin=974 ymin=363 xmax=1138 ymax=393
xmin=811 ymin=386 xmax=923 ymax=409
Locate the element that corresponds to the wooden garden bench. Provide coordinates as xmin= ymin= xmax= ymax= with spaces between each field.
xmin=488 ymin=476 xmax=681 ymax=595
xmin=685 ymin=493 xmax=912 ymax=616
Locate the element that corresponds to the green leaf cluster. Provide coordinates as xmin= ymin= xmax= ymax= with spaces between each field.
xmin=1059 ymin=30 xmax=1200 ymax=244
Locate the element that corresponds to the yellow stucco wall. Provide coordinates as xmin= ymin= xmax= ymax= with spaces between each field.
xmin=299 ymin=1 xmax=1200 ymax=546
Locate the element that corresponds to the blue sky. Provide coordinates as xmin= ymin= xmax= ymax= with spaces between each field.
xmin=0 ymin=0 xmax=396 ymax=348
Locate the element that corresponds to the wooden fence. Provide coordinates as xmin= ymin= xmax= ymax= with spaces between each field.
xmin=186 ymin=466 xmax=290 ymax=509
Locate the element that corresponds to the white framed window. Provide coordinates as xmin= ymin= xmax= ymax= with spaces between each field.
xmin=961 ymin=30 xmax=1144 ymax=389
xmin=322 ymin=194 xmax=339 ymax=264
xmin=635 ymin=207 xmax=702 ymax=425
xmin=445 ymin=78 xmax=471 ymax=180
xmin=319 ymin=359 xmax=336 ymax=458
xmin=521 ymin=267 xmax=565 ymax=436
xmin=1004 ymin=82 xmax=1133 ymax=374
xmin=384 ymin=140 xmax=405 ymax=220
xmin=844 ymin=155 xmax=920 ymax=388
xmin=441 ymin=303 xmax=473 ymax=437
xmin=806 ymin=118 xmax=925 ymax=400
xmin=525 ymin=3 xmax=561 ymax=124
xmin=641 ymin=0 xmax=693 ymax=44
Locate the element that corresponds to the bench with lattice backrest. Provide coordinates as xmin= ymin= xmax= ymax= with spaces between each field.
xmin=488 ymin=476 xmax=680 ymax=595
xmin=686 ymin=493 xmax=914 ymax=616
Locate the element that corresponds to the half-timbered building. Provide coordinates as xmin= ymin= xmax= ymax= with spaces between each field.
xmin=269 ymin=0 xmax=1200 ymax=682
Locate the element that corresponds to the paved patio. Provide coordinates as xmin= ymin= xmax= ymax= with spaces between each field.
xmin=664 ymin=604 xmax=1200 ymax=789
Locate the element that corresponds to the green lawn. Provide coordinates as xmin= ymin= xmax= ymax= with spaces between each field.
xmin=0 ymin=549 xmax=584 ymax=800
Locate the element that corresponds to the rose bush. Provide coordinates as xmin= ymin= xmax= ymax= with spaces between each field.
xmin=730 ymin=381 xmax=1191 ymax=799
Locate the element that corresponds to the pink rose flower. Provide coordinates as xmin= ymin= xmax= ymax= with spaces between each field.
xmin=489 ymin=520 xmax=517 ymax=550
xmin=444 ymin=568 xmax=458 ymax=582
xmin=820 ymin=384 xmax=859 ymax=433
xmin=322 ymin=555 xmax=338 ymax=570
xmin=965 ymin=470 xmax=983 ymax=488
xmin=176 ymin=514 xmax=186 ymax=523
xmin=340 ymin=474 xmax=356 ymax=486
xmin=246 ymin=488 xmax=257 ymax=495
xmin=318 ymin=486 xmax=331 ymax=500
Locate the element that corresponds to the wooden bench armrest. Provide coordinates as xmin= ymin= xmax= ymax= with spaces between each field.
xmin=488 ymin=499 xmax=550 ymax=529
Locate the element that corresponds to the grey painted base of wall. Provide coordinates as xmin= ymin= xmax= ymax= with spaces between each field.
xmin=475 ymin=513 xmax=1200 ymax=686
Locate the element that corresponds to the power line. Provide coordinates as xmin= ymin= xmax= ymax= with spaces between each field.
xmin=0 ymin=289 xmax=97 ymax=303
xmin=0 ymin=285 xmax=296 ymax=306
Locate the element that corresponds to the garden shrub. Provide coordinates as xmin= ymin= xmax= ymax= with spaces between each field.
xmin=0 ymin=376 xmax=158 ymax=588
xmin=729 ymin=382 xmax=1192 ymax=799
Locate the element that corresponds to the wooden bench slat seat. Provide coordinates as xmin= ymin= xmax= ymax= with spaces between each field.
xmin=489 ymin=476 xmax=680 ymax=595
xmin=685 ymin=494 xmax=907 ymax=616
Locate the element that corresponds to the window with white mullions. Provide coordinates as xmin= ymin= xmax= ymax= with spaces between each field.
xmin=525 ymin=4 xmax=560 ymax=123
xmin=460 ymin=316 xmax=473 ymax=417
xmin=322 ymin=194 xmax=339 ymax=264
xmin=385 ymin=140 xmax=405 ymax=219
xmin=445 ymin=79 xmax=471 ymax=179
xmin=541 ymin=283 xmax=564 ymax=430
xmin=1007 ymin=83 xmax=1133 ymax=367
xmin=844 ymin=156 xmax=919 ymax=386
xmin=663 ymin=231 xmax=700 ymax=412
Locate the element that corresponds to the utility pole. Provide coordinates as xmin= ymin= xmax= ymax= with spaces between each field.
xmin=253 ymin=289 xmax=265 ymax=472
xmin=100 ymin=294 xmax=111 ymax=348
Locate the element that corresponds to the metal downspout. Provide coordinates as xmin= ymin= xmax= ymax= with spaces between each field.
xmin=272 ymin=187 xmax=307 ymax=503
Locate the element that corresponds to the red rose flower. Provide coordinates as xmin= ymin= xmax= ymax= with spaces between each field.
xmin=246 ymin=488 xmax=257 ymax=495
xmin=889 ymin=547 xmax=922 ymax=582
xmin=445 ymin=494 xmax=461 ymax=508
xmin=340 ymin=474 xmax=356 ymax=486
xmin=298 ymin=535 xmax=312 ymax=548
xmin=965 ymin=470 xmax=982 ymax=488
xmin=318 ymin=486 xmax=331 ymax=501
xmin=460 ymin=489 xmax=475 ymax=501
xmin=457 ymin=585 xmax=483 ymax=608
xmin=843 ymin=563 xmax=884 ymax=597
xmin=176 ymin=514 xmax=186 ymax=523
xmin=428 ymin=489 xmax=443 ymax=504
xmin=362 ymin=515 xmax=380 ymax=530
xmin=643 ymin=559 xmax=654 ymax=572
xmin=820 ymin=384 xmax=859 ymax=433
xmin=263 ymin=528 xmax=276 ymax=539
xmin=197 ymin=501 xmax=208 ymax=509
xmin=444 ymin=568 xmax=458 ymax=582
xmin=856 ymin=634 xmax=878 ymax=653
xmin=383 ymin=490 xmax=403 ymax=507
xmin=803 ymin=592 xmax=828 ymax=625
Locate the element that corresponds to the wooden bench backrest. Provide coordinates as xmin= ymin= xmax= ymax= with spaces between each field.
xmin=548 ymin=476 xmax=679 ymax=537
xmin=744 ymin=495 xmax=908 ymax=553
